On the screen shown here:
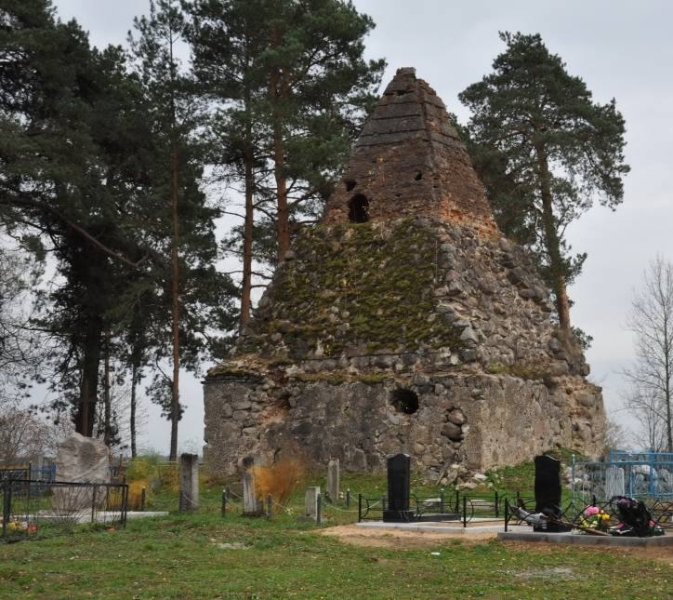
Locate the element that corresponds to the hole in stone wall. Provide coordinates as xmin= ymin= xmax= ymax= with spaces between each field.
xmin=348 ymin=194 xmax=370 ymax=223
xmin=390 ymin=389 xmax=419 ymax=415
xmin=345 ymin=179 xmax=357 ymax=191
xmin=415 ymin=171 xmax=423 ymax=181
xmin=275 ymin=392 xmax=291 ymax=412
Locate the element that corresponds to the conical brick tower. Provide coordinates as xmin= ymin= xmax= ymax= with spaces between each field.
xmin=203 ymin=68 xmax=606 ymax=481
xmin=324 ymin=67 xmax=498 ymax=234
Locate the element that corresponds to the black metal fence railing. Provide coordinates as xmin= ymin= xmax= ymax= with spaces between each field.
xmin=357 ymin=491 xmax=505 ymax=526
xmin=503 ymin=494 xmax=673 ymax=535
xmin=0 ymin=467 xmax=29 ymax=483
xmin=1 ymin=479 xmax=129 ymax=542
xmin=0 ymin=464 xmax=56 ymax=484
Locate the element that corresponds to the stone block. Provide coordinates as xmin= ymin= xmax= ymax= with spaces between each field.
xmin=305 ymin=486 xmax=321 ymax=521
xmin=53 ymin=433 xmax=110 ymax=511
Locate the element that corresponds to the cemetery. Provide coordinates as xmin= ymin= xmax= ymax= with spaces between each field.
xmin=4 ymin=2 xmax=673 ymax=595
xmin=4 ymin=443 xmax=673 ymax=546
xmin=4 ymin=444 xmax=673 ymax=596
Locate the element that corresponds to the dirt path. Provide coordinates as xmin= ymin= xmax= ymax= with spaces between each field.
xmin=319 ymin=524 xmax=673 ymax=565
xmin=321 ymin=524 xmax=498 ymax=549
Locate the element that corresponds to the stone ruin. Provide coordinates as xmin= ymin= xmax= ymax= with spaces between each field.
xmin=203 ymin=67 xmax=607 ymax=483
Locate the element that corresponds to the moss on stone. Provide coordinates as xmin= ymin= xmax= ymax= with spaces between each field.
xmin=249 ymin=219 xmax=464 ymax=359
xmin=486 ymin=361 xmax=550 ymax=381
xmin=358 ymin=373 xmax=389 ymax=385
xmin=292 ymin=373 xmax=348 ymax=385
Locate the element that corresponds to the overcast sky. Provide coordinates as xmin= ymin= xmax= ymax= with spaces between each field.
xmin=49 ymin=0 xmax=673 ymax=453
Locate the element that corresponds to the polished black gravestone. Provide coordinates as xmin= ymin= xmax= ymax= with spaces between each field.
xmin=383 ymin=454 xmax=414 ymax=522
xmin=382 ymin=453 xmax=459 ymax=522
xmin=534 ymin=454 xmax=570 ymax=532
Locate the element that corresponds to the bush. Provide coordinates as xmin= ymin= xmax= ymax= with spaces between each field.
xmin=252 ymin=458 xmax=306 ymax=506
xmin=158 ymin=462 xmax=179 ymax=493
xmin=127 ymin=480 xmax=149 ymax=510
xmin=125 ymin=455 xmax=161 ymax=482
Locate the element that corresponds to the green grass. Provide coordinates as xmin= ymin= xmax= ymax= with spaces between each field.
xmin=1 ymin=506 xmax=672 ymax=599
xmin=2 ymin=477 xmax=673 ymax=599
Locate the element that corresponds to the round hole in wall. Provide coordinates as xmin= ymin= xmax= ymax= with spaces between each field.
xmin=390 ymin=389 xmax=419 ymax=415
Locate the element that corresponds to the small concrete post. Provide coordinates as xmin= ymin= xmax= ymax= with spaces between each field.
xmin=242 ymin=456 xmax=262 ymax=516
xmin=327 ymin=459 xmax=340 ymax=504
xmin=179 ymin=453 xmax=199 ymax=511
xmin=305 ymin=486 xmax=320 ymax=521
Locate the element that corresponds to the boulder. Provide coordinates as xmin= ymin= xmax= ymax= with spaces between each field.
xmin=55 ymin=433 xmax=110 ymax=484
xmin=53 ymin=433 xmax=110 ymax=512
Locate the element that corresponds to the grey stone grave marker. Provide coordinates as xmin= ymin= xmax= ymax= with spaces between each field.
xmin=242 ymin=456 xmax=262 ymax=516
xmin=305 ymin=486 xmax=320 ymax=521
xmin=53 ymin=433 xmax=110 ymax=511
xmin=605 ymin=466 xmax=625 ymax=499
xmin=179 ymin=453 xmax=199 ymax=511
xmin=327 ymin=459 xmax=339 ymax=502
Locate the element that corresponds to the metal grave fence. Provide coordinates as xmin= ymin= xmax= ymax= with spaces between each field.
xmin=1 ymin=479 xmax=129 ymax=541
xmin=570 ymin=451 xmax=673 ymax=503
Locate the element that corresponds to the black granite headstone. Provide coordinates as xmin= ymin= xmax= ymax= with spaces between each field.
xmin=534 ymin=454 xmax=569 ymax=532
xmin=383 ymin=453 xmax=414 ymax=522
xmin=534 ymin=455 xmax=561 ymax=512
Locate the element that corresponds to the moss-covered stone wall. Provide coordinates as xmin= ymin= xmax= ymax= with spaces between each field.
xmin=241 ymin=218 xmax=464 ymax=359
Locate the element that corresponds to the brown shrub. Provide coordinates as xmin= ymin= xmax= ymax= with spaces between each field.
xmin=252 ymin=457 xmax=306 ymax=506
xmin=127 ymin=480 xmax=149 ymax=510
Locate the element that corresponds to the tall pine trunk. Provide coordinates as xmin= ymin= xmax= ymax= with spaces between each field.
xmin=240 ymin=77 xmax=255 ymax=331
xmin=536 ymin=144 xmax=571 ymax=336
xmin=269 ymin=40 xmax=290 ymax=263
xmin=272 ymin=114 xmax=289 ymax=263
xmin=169 ymin=141 xmax=180 ymax=462
xmin=76 ymin=315 xmax=103 ymax=437
xmin=130 ymin=359 xmax=139 ymax=458
xmin=240 ymin=144 xmax=255 ymax=330
xmin=103 ymin=332 xmax=112 ymax=446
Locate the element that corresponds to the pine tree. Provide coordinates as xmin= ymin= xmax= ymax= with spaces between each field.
xmin=2 ymin=2 xmax=237 ymax=446
xmin=459 ymin=32 xmax=629 ymax=337
xmin=185 ymin=0 xmax=384 ymax=329
xmin=129 ymin=0 xmax=238 ymax=459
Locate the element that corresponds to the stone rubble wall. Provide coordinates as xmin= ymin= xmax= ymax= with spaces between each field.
xmin=232 ymin=218 xmax=589 ymax=379
xmin=205 ymin=219 xmax=605 ymax=480
xmin=203 ymin=371 xmax=605 ymax=480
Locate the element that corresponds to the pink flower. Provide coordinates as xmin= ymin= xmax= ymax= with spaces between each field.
xmin=584 ymin=506 xmax=600 ymax=517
